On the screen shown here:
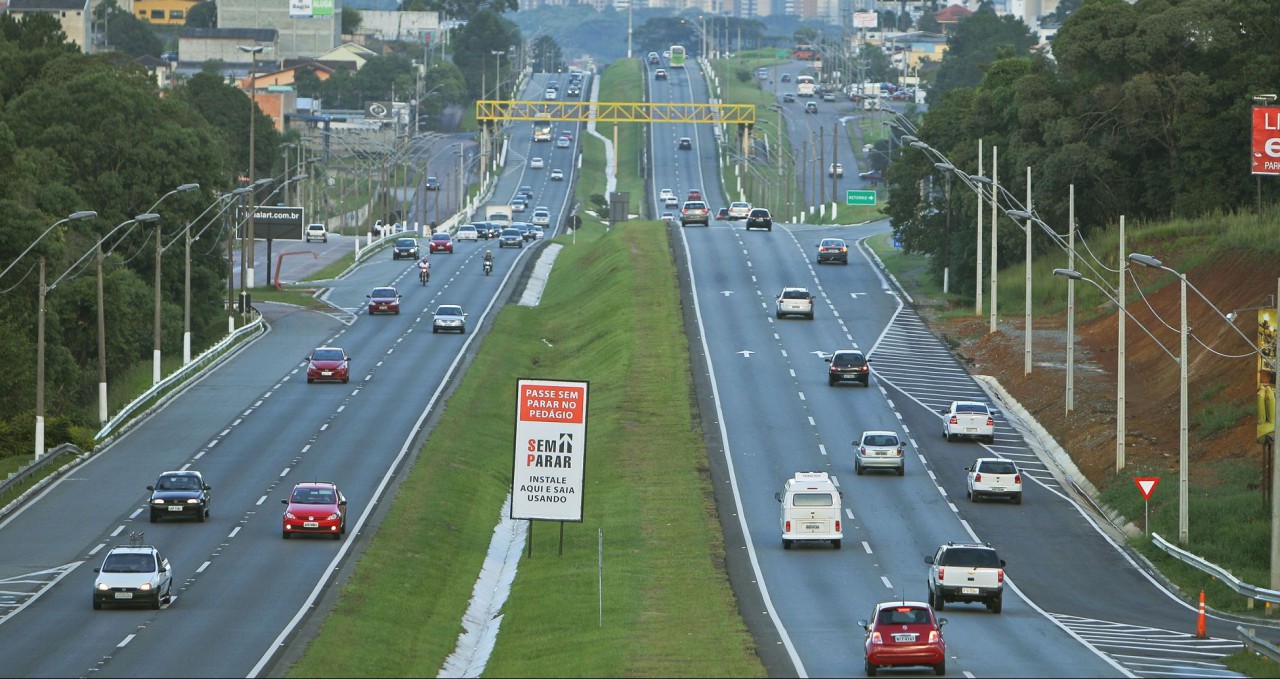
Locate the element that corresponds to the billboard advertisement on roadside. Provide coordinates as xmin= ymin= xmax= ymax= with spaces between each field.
xmin=1258 ymin=308 xmax=1278 ymax=442
xmin=1251 ymin=106 xmax=1280 ymax=176
xmin=511 ymin=379 xmax=589 ymax=522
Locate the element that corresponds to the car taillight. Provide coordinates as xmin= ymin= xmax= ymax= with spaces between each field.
xmin=937 ymin=567 xmax=944 ymax=580
xmin=859 ymin=365 xmax=869 ymax=372
xmin=987 ymin=416 xmax=995 ymax=427
xmin=870 ymin=631 xmax=883 ymax=644
xmin=949 ymin=416 xmax=958 ymax=425
xmin=835 ymin=520 xmax=841 ymax=532
xmin=928 ymin=630 xmax=940 ymax=643
xmin=1014 ymin=473 xmax=1022 ymax=483
xmin=973 ymin=473 xmax=982 ymax=482
xmin=859 ymin=447 xmax=867 ymax=456
xmin=785 ymin=520 xmax=791 ymax=532
xmin=840 ymin=247 xmax=847 ymax=252
xmin=997 ymin=569 xmax=1004 ymax=584
xmin=895 ymin=448 xmax=903 ymax=457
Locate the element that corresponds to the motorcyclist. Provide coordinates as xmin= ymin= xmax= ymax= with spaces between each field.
xmin=483 ymin=250 xmax=494 ymax=274
xmin=418 ymin=255 xmax=431 ymax=281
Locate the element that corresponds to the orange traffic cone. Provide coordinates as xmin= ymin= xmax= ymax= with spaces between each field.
xmin=1196 ymin=590 xmax=1207 ymax=638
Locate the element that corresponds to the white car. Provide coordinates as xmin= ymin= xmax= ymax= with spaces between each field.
xmin=92 ymin=542 xmax=173 ymax=610
xmin=544 ymin=88 xmax=557 ymax=100
xmin=663 ymin=195 xmax=680 ymax=209
xmin=855 ymin=430 xmax=905 ymax=476
xmin=775 ymin=287 xmax=815 ymax=320
xmin=660 ymin=212 xmax=676 ymax=223
xmin=432 ymin=304 xmax=467 ymax=334
xmin=530 ymin=225 xmax=545 ymax=239
xmin=727 ymin=201 xmax=751 ymax=219
xmin=530 ymin=157 xmax=545 ymax=169
xmin=941 ymin=400 xmax=996 ymax=444
xmin=531 ymin=209 xmax=551 ymax=227
xmin=305 ymin=223 xmax=327 ymax=243
xmin=550 ymin=169 xmax=564 ymax=181
xmin=455 ymin=224 xmax=478 ymax=241
xmin=965 ymin=457 xmax=1023 ymax=504
xmin=658 ymin=188 xmax=675 ymax=202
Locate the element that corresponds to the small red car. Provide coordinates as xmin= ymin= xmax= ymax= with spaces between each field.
xmin=687 ymin=189 xmax=702 ymax=201
xmin=860 ymin=601 xmax=947 ymax=676
xmin=367 ymin=286 xmax=401 ymax=315
xmin=429 ymin=232 xmax=454 ymax=254
xmin=281 ymin=482 xmax=347 ymax=539
xmin=306 ymin=346 xmax=350 ymax=384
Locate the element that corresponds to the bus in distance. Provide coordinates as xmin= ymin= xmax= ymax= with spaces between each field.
xmin=793 ymin=44 xmax=819 ymax=61
xmin=669 ymin=45 xmax=686 ymax=68
xmin=796 ymin=75 xmax=817 ymax=97
xmin=533 ymin=112 xmax=553 ymax=142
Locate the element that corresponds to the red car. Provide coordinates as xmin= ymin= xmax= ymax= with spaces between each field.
xmin=860 ymin=601 xmax=947 ymax=676
xmin=281 ymin=482 xmax=347 ymax=540
xmin=429 ymin=232 xmax=454 ymax=254
xmin=305 ymin=346 xmax=350 ymax=384
xmin=367 ymin=286 xmax=400 ymax=315
xmin=687 ymin=189 xmax=702 ymax=201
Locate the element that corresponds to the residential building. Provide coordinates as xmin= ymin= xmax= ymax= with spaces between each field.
xmin=133 ymin=0 xmax=197 ymax=25
xmin=177 ymin=26 xmax=279 ymax=72
xmin=6 ymin=0 xmax=91 ymax=51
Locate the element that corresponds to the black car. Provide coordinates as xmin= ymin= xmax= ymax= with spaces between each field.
xmin=392 ymin=237 xmax=419 ymax=259
xmin=425 ymin=176 xmax=440 ymax=190
xmin=678 ymin=137 xmax=693 ymax=150
xmin=517 ymin=185 xmax=534 ymax=200
xmin=499 ymin=228 xmax=524 ymax=248
xmin=825 ymin=350 xmax=871 ymax=386
xmin=147 ymin=471 xmax=211 ymax=522
xmin=782 ymin=93 xmax=796 ymax=103
xmin=512 ymin=221 xmax=536 ymax=241
xmin=745 ymin=208 xmax=773 ymax=231
xmin=781 ymin=73 xmax=792 ymax=82
xmin=859 ymin=170 xmax=884 ymax=182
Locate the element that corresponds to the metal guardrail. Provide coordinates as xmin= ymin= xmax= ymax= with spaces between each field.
xmin=1238 ymin=625 xmax=1280 ymax=663
xmin=1152 ymin=532 xmax=1280 ymax=605
xmin=0 ymin=443 xmax=82 ymax=505
xmin=94 ymin=312 xmax=266 ymax=443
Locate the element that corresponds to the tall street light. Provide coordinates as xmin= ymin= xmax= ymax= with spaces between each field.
xmin=1127 ymin=252 xmax=1191 ymax=544
xmin=0 ymin=210 xmax=99 ymax=284
xmin=238 ymin=44 xmax=266 ymax=305
xmin=177 ymin=188 xmax=249 ymax=364
xmin=150 ymin=183 xmax=200 ymax=384
xmin=491 ymin=49 xmax=505 ymax=101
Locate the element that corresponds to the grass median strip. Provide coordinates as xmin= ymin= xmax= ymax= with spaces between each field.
xmin=288 ymin=222 xmax=764 ymax=677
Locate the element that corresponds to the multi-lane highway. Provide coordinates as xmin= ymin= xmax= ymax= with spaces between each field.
xmin=650 ymin=55 xmax=1252 ymax=677
xmin=0 ymin=73 xmax=585 ymax=678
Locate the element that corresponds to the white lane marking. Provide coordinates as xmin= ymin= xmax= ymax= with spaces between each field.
xmin=880 ymin=576 xmax=893 ymax=589
xmin=110 ymin=525 xmax=125 ymax=537
xmin=862 ymin=541 xmax=873 ymax=554
xmin=254 ymin=400 xmax=263 ymax=407
xmin=818 ymin=444 xmax=827 ymax=456
xmin=220 ymin=429 xmax=231 ymax=437
xmin=808 ymin=416 xmax=815 ymax=426
xmin=846 ymin=508 xmax=855 ymax=519
xmin=232 ymin=418 xmax=243 ymax=426
xmin=280 ymin=467 xmax=290 ymax=477
xmin=193 ymin=451 xmax=206 ymax=460
xmin=830 ymin=476 xmax=840 ymax=487
xmin=197 ymin=561 xmax=211 ymax=574
xmin=88 ymin=543 xmax=106 ymax=556
xmin=118 ymin=634 xmax=135 ymax=648
xmin=129 ymin=508 xmax=143 ymax=519
xmin=301 ymin=444 xmax=311 ymax=453
xmin=336 ymin=405 xmax=345 ymax=413
xmin=256 ymin=495 xmax=267 ymax=506
xmin=179 ymin=463 xmax=191 ymax=471
xmin=789 ymin=369 xmax=796 ymax=377
xmin=798 ymin=391 xmax=805 ymax=401
xmin=320 ymin=424 xmax=329 ymax=431
xmin=228 ymin=527 xmax=241 ymax=538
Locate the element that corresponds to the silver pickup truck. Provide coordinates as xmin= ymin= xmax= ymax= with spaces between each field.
xmin=925 ymin=542 xmax=1006 ymax=614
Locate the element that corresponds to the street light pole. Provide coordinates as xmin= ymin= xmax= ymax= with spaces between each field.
xmin=238 ymin=44 xmax=265 ymax=308
xmin=36 ymin=257 xmax=46 ymax=458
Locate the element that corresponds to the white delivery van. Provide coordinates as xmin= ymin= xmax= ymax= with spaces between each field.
xmin=775 ymin=472 xmax=842 ymax=550
xmin=484 ymin=205 xmax=512 ymax=230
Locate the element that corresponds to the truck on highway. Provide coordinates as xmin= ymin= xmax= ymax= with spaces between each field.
xmin=484 ymin=205 xmax=512 ymax=229
xmin=925 ymin=542 xmax=1006 ymax=613
xmin=533 ymin=112 xmax=553 ymax=142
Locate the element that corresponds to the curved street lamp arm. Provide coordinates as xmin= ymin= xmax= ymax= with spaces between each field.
xmin=0 ymin=211 xmax=99 ymax=284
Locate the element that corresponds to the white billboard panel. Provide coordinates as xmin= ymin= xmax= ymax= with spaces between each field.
xmin=511 ymin=379 xmax=589 ymax=522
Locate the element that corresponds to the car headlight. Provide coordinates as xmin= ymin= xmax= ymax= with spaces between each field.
xmin=285 ymin=512 xmax=296 ymax=519
xmin=326 ymin=513 xmax=341 ymax=521
xmin=152 ymin=498 xmax=165 ymax=505
xmin=187 ymin=498 xmax=200 ymax=504
xmin=138 ymin=582 xmax=152 ymax=591
xmin=97 ymin=582 xmax=110 ymax=591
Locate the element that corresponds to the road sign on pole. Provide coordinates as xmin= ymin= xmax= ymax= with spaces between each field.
xmin=1135 ymin=477 xmax=1160 ymax=535
xmin=846 ymin=190 xmax=876 ymax=206
xmin=512 ymin=378 xmax=589 ymax=522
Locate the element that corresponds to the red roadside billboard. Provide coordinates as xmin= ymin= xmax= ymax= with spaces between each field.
xmin=1252 ymin=106 xmax=1280 ymax=175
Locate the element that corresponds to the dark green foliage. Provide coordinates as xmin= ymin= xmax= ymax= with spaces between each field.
xmin=451 ymin=11 xmax=521 ymax=99
xmin=185 ymin=1 xmax=217 ymax=29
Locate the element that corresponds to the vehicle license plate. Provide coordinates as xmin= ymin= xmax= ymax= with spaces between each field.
xmin=168 ymin=506 xmax=184 ymax=512
xmin=965 ymin=427 xmax=977 ymax=432
xmin=379 ymin=304 xmax=389 ymax=310
xmin=303 ymin=521 xmax=319 ymax=528
xmin=876 ymin=451 xmax=888 ymax=456
xmin=805 ymin=523 xmax=822 ymax=531
xmin=114 ymin=592 xmax=133 ymax=599
xmin=892 ymin=633 xmax=917 ymax=643
xmin=990 ymin=487 xmax=1005 ymax=492
xmin=321 ymin=371 xmax=332 ymax=376
xmin=961 ymin=587 xmax=979 ymax=595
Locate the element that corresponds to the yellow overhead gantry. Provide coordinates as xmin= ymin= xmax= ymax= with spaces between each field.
xmin=475 ymin=100 xmax=756 ymax=124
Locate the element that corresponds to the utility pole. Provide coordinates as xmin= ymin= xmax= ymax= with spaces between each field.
xmin=819 ymin=127 xmax=826 ymax=208
xmin=831 ymin=123 xmax=839 ymax=206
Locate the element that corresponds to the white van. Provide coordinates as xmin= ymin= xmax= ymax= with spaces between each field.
xmin=776 ymin=472 xmax=842 ymax=549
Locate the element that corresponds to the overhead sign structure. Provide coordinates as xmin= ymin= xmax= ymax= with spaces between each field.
xmin=847 ymin=190 xmax=877 ymax=206
xmin=511 ymin=379 xmax=589 ymax=522
xmin=1252 ymin=106 xmax=1280 ymax=175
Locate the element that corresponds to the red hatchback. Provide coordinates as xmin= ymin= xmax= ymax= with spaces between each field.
xmin=429 ymin=232 xmax=454 ymax=254
xmin=687 ymin=188 xmax=702 ymax=201
xmin=367 ymin=286 xmax=400 ymax=315
xmin=860 ymin=601 xmax=947 ymax=676
xmin=281 ymin=482 xmax=347 ymax=539
xmin=305 ymin=346 xmax=350 ymax=384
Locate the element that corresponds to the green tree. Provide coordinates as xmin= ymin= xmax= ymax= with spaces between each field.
xmin=94 ymin=0 xmax=162 ymax=57
xmin=932 ymin=4 xmax=1036 ymax=93
xmin=794 ymin=26 xmax=817 ymax=44
xmin=918 ymin=10 xmax=941 ymax=33
xmin=342 ymin=6 xmax=362 ymax=35
xmin=186 ymin=1 xmax=217 ymax=28
xmin=452 ymin=11 xmax=520 ymax=99
xmin=175 ymin=72 xmax=277 ymax=181
xmin=529 ymin=35 xmax=564 ymax=74
xmin=414 ymin=0 xmax=516 ymax=21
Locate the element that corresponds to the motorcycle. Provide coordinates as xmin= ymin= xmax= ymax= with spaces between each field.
xmin=419 ymin=266 xmax=430 ymax=286
xmin=483 ymin=259 xmax=493 ymax=276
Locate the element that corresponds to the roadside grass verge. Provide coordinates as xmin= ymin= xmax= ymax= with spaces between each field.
xmin=287 ymin=58 xmax=763 ymax=677
xmin=286 ymin=221 xmax=762 ymax=677
xmin=595 ymin=59 xmax=647 ymax=218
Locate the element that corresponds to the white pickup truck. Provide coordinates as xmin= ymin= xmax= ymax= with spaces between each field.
xmin=965 ymin=457 xmax=1023 ymax=504
xmin=940 ymin=400 xmax=996 ymax=444
xmin=925 ymin=542 xmax=1005 ymax=613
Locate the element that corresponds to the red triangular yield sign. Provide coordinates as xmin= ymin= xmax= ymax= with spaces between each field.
xmin=1134 ymin=477 xmax=1160 ymax=501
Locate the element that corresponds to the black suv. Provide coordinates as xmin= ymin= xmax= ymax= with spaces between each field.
xmin=825 ymin=349 xmax=870 ymax=386
xmin=745 ymin=208 xmax=772 ymax=231
xmin=425 ymin=176 xmax=440 ymax=190
xmin=147 ymin=471 xmax=211 ymax=522
xmin=392 ymin=237 xmax=419 ymax=259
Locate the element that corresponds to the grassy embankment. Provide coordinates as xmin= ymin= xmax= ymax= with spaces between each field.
xmin=870 ymin=209 xmax=1280 ymax=617
xmin=285 ymin=58 xmax=765 ymax=677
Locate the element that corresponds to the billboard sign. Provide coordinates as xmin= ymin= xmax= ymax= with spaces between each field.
xmin=1257 ymin=307 xmax=1278 ymax=442
xmin=1252 ymin=106 xmax=1280 ymax=175
xmin=511 ymin=379 xmax=589 ymax=522
xmin=290 ymin=0 xmax=334 ymax=18
xmin=853 ymin=11 xmax=878 ymax=28
xmin=237 ymin=205 xmax=305 ymax=240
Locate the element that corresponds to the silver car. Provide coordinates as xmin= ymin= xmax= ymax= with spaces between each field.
xmin=855 ymin=430 xmax=905 ymax=476
xmin=775 ymin=287 xmax=814 ymax=320
xmin=432 ymin=305 xmax=467 ymax=334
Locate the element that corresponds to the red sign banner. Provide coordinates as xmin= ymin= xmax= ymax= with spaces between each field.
xmin=1134 ymin=477 xmax=1160 ymax=501
xmin=1252 ymin=107 xmax=1280 ymax=175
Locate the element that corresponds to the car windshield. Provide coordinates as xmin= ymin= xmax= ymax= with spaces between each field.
xmin=292 ymin=488 xmax=337 ymax=505
xmin=371 ymin=288 xmax=396 ymax=298
xmin=459 ymin=226 xmax=475 ymax=232
xmin=833 ymin=353 xmax=864 ymax=367
xmin=980 ymin=461 xmax=1017 ymax=474
xmin=312 ymin=349 xmax=344 ymax=362
xmin=878 ymin=607 xmax=931 ymax=625
xmin=102 ymin=552 xmax=155 ymax=573
xmin=821 ymin=239 xmax=845 ymax=248
xmin=433 ymin=234 xmax=450 ymax=241
xmin=782 ymin=290 xmax=809 ymax=300
xmin=940 ymin=547 xmax=1000 ymax=568
xmin=156 ymin=475 xmax=198 ymax=491
xmin=863 ymin=434 xmax=898 ymax=447
xmin=957 ymin=403 xmax=989 ymax=413
xmin=503 ymin=229 xmax=520 ymax=236
xmin=792 ymin=492 xmax=834 ymax=507
xmin=396 ymin=239 xmax=415 ymax=247
xmin=437 ymin=306 xmax=462 ymax=316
